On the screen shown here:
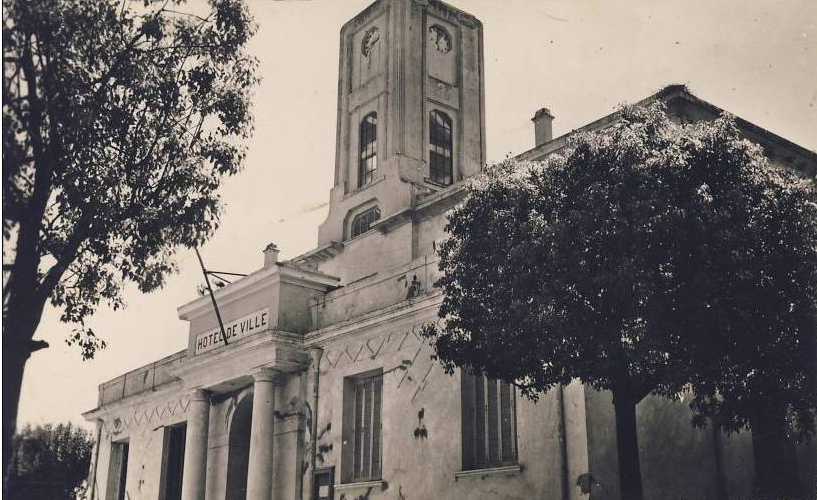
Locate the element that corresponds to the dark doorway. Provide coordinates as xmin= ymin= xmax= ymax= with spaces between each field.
xmin=226 ymin=394 xmax=253 ymax=500
xmin=159 ymin=423 xmax=186 ymax=500
xmin=313 ymin=466 xmax=335 ymax=500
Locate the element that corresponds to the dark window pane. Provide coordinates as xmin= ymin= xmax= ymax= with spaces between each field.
xmin=106 ymin=442 xmax=130 ymax=500
xmin=500 ymin=382 xmax=516 ymax=462
xmin=371 ymin=376 xmax=382 ymax=478
xmin=362 ymin=378 xmax=372 ymax=479
xmin=473 ymin=374 xmax=486 ymax=467
xmin=350 ymin=207 xmax=381 ymax=238
xmin=460 ymin=372 xmax=476 ymax=469
xmin=429 ymin=111 xmax=453 ymax=185
xmin=487 ymin=379 xmax=500 ymax=464
xmin=461 ymin=372 xmax=517 ymax=470
xmin=350 ymin=372 xmax=383 ymax=482
xmin=359 ymin=113 xmax=378 ymax=187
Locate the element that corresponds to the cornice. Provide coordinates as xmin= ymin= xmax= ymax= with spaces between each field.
xmin=82 ymin=378 xmax=184 ymax=421
xmin=169 ymin=330 xmax=309 ymax=392
xmin=177 ymin=264 xmax=340 ymax=321
xmin=305 ymin=291 xmax=442 ymax=347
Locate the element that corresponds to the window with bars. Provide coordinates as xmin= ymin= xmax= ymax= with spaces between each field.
xmin=342 ymin=371 xmax=383 ymax=483
xmin=359 ymin=112 xmax=378 ymax=187
xmin=106 ymin=441 xmax=129 ymax=500
xmin=350 ymin=206 xmax=380 ymax=239
xmin=429 ymin=110 xmax=453 ymax=186
xmin=461 ymin=371 xmax=517 ymax=470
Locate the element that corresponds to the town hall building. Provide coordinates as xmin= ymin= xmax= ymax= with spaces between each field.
xmin=83 ymin=1 xmax=817 ymax=499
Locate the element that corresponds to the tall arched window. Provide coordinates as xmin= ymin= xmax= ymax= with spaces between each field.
xmin=351 ymin=206 xmax=381 ymax=239
xmin=429 ymin=110 xmax=453 ymax=186
xmin=359 ymin=112 xmax=378 ymax=187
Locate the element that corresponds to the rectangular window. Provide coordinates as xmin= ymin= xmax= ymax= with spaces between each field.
xmin=429 ymin=110 xmax=453 ymax=186
xmin=358 ymin=113 xmax=378 ymax=187
xmin=461 ymin=372 xmax=517 ymax=470
xmin=106 ymin=441 xmax=129 ymax=500
xmin=342 ymin=370 xmax=383 ymax=483
xmin=159 ymin=423 xmax=187 ymax=500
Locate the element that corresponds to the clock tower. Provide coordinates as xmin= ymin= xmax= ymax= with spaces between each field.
xmin=317 ymin=0 xmax=485 ymax=245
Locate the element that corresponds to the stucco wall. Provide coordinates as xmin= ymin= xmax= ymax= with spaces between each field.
xmin=310 ymin=310 xmax=567 ymax=500
xmin=90 ymin=387 xmax=190 ymax=500
xmin=584 ymin=388 xmax=817 ymax=500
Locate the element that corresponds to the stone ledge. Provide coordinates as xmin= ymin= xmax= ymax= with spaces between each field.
xmin=335 ymin=479 xmax=386 ymax=493
xmin=454 ymin=464 xmax=522 ymax=481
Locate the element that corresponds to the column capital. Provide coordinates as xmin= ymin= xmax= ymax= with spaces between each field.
xmin=188 ymin=388 xmax=210 ymax=402
xmin=252 ymin=367 xmax=286 ymax=384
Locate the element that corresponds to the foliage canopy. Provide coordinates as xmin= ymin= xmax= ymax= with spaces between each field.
xmin=423 ymin=101 xmax=817 ymax=498
xmin=2 ymin=0 xmax=258 ymax=356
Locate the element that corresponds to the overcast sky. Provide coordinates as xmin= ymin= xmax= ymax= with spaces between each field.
xmin=17 ymin=0 xmax=817 ymax=428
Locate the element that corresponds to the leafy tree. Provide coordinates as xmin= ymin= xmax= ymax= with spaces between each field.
xmin=2 ymin=0 xmax=258 ymax=479
xmin=6 ymin=422 xmax=94 ymax=500
xmin=422 ymin=102 xmax=817 ymax=500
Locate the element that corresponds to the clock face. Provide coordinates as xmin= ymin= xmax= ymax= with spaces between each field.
xmin=428 ymin=24 xmax=451 ymax=54
xmin=361 ymin=27 xmax=381 ymax=57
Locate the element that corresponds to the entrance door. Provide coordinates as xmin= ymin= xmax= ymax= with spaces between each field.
xmin=226 ymin=394 xmax=253 ymax=500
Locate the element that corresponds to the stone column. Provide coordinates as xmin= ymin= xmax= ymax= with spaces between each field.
xmin=247 ymin=368 xmax=284 ymax=500
xmin=181 ymin=389 xmax=211 ymax=500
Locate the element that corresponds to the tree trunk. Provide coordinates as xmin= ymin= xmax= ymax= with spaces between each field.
xmin=2 ymin=300 xmax=47 ymax=487
xmin=613 ymin=392 xmax=644 ymax=500
xmin=751 ymin=406 xmax=802 ymax=499
xmin=2 ymin=333 xmax=33 ymax=486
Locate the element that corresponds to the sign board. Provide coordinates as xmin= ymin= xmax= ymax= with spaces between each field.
xmin=194 ymin=308 xmax=269 ymax=355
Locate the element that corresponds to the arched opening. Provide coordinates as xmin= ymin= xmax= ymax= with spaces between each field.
xmin=226 ymin=393 xmax=253 ymax=500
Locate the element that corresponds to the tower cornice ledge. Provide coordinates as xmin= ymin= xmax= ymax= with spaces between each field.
xmin=177 ymin=262 xmax=340 ymax=321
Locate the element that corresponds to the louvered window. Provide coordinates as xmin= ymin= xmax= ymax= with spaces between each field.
xmin=343 ymin=371 xmax=383 ymax=482
xmin=359 ymin=113 xmax=378 ymax=187
xmin=461 ymin=372 xmax=517 ymax=470
xmin=429 ymin=110 xmax=453 ymax=185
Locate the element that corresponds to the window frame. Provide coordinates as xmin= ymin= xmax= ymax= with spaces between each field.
xmin=460 ymin=371 xmax=518 ymax=471
xmin=159 ymin=423 xmax=187 ymax=500
xmin=341 ymin=369 xmax=383 ymax=484
xmin=349 ymin=206 xmax=381 ymax=239
xmin=429 ymin=110 xmax=454 ymax=186
xmin=358 ymin=112 xmax=378 ymax=188
xmin=106 ymin=440 xmax=130 ymax=500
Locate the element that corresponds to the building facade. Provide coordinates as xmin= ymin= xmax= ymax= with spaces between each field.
xmin=83 ymin=1 xmax=817 ymax=499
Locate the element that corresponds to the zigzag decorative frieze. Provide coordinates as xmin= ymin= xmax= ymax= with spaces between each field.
xmin=104 ymin=396 xmax=192 ymax=437
xmin=318 ymin=323 xmax=440 ymax=404
xmin=318 ymin=324 xmax=428 ymax=373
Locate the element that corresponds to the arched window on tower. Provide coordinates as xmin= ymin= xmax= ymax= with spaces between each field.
xmin=350 ymin=206 xmax=381 ymax=239
xmin=359 ymin=112 xmax=378 ymax=187
xmin=429 ymin=110 xmax=453 ymax=186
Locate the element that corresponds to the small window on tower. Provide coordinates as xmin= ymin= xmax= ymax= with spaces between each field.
xmin=429 ymin=110 xmax=453 ymax=186
xmin=359 ymin=113 xmax=378 ymax=187
xmin=350 ymin=206 xmax=381 ymax=239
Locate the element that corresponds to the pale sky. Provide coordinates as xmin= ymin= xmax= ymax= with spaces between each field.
xmin=17 ymin=0 xmax=817 ymax=429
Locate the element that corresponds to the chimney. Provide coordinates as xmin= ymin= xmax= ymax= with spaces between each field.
xmin=263 ymin=242 xmax=280 ymax=268
xmin=532 ymin=107 xmax=554 ymax=147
